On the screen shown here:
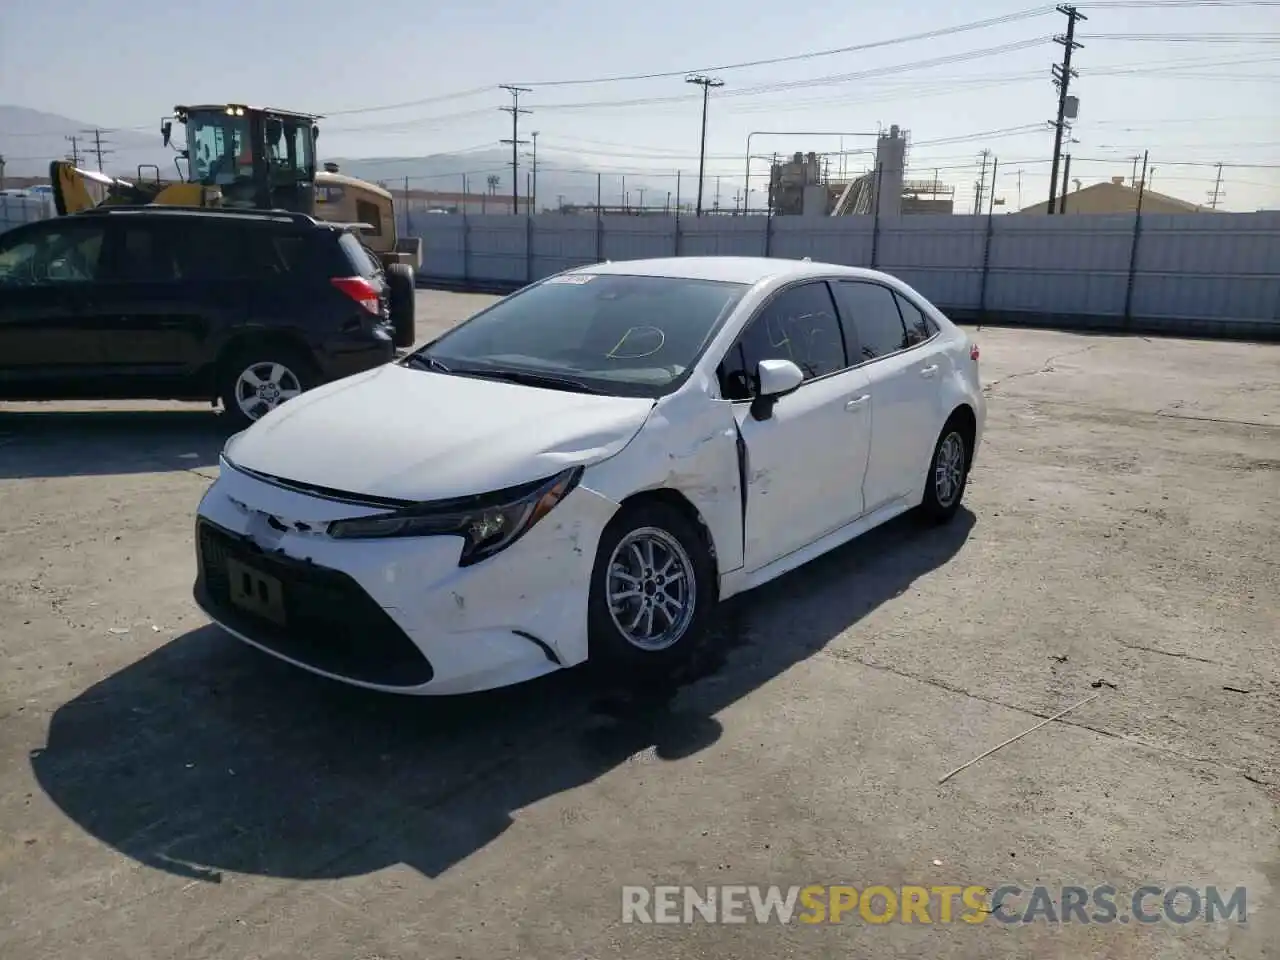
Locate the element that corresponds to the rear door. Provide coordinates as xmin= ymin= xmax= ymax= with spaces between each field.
xmin=831 ymin=279 xmax=943 ymax=512
xmin=0 ymin=217 xmax=112 ymax=396
xmin=91 ymin=216 xmax=216 ymax=380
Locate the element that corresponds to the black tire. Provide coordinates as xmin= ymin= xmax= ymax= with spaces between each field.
xmin=919 ymin=418 xmax=972 ymax=524
xmin=386 ymin=263 xmax=416 ymax=348
xmin=587 ymin=500 xmax=718 ymax=680
xmin=218 ymin=344 xmax=316 ymax=431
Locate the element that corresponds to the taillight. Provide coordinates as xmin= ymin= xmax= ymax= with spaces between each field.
xmin=970 ymin=343 xmax=980 ymax=362
xmin=331 ymin=276 xmax=380 ymax=315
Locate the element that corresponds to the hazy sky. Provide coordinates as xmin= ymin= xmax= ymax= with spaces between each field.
xmin=2 ymin=0 xmax=1277 ymax=210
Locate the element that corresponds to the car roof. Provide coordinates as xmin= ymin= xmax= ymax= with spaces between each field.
xmin=573 ymin=256 xmax=892 ymax=285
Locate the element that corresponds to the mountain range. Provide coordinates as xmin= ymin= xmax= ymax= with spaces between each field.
xmin=1 ymin=105 xmax=688 ymax=209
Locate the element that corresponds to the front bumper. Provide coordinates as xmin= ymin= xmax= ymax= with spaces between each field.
xmin=193 ymin=460 xmax=618 ymax=695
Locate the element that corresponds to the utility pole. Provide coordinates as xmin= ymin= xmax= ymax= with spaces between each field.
xmin=80 ymin=128 xmax=114 ymax=172
xmin=1046 ymin=4 xmax=1086 ymax=215
xmin=65 ymin=135 xmax=81 ymax=166
xmin=527 ymin=131 xmax=539 ymax=213
xmin=714 ymin=176 xmax=721 ymax=212
xmin=499 ymin=85 xmax=532 ymax=215
xmin=1058 ymin=153 xmax=1072 ymax=213
xmin=685 ymin=74 xmax=724 ymax=217
xmin=0 ymin=154 xmax=5 ymax=191
xmin=1208 ymin=162 xmax=1225 ymax=210
xmin=1130 ymin=155 xmax=1140 ymax=187
xmin=1016 ymin=169 xmax=1024 ymax=209
xmin=637 ymin=187 xmax=646 ymax=210
xmin=974 ymin=150 xmax=990 ymax=215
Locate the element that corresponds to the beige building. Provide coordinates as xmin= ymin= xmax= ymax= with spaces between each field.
xmin=1019 ymin=176 xmax=1212 ymax=215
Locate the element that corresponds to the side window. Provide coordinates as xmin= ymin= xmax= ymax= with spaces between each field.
xmin=717 ymin=282 xmax=846 ymax=401
xmin=832 ymin=281 xmax=909 ymax=361
xmin=355 ymin=198 xmax=383 ymax=238
xmin=0 ymin=223 xmax=105 ymax=286
xmin=894 ymin=291 xmax=937 ymax=346
xmin=114 ymin=226 xmax=180 ymax=282
xmin=167 ymin=221 xmax=252 ymax=280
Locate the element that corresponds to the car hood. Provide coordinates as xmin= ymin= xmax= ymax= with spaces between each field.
xmin=223 ymin=363 xmax=655 ymax=502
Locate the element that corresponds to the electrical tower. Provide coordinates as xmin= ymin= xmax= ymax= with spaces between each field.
xmin=80 ymin=128 xmax=114 ymax=172
xmin=685 ymin=74 xmax=724 ymax=217
xmin=1208 ymin=162 xmax=1225 ymax=210
xmin=1046 ymin=4 xmax=1086 ymax=215
xmin=65 ymin=135 xmax=81 ymax=166
xmin=499 ymin=85 xmax=532 ymax=215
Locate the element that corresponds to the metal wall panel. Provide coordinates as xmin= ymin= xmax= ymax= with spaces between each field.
xmin=5 ymin=203 xmax=1277 ymax=333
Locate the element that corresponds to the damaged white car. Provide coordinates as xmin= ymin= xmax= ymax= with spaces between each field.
xmin=193 ymin=256 xmax=985 ymax=695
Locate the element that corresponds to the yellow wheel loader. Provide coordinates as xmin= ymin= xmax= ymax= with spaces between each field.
xmin=50 ymin=103 xmax=422 ymax=347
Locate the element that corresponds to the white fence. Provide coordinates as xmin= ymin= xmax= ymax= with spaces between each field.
xmin=0 ymin=195 xmax=54 ymax=231
xmin=410 ymin=210 xmax=1280 ymax=339
xmin=5 ymin=195 xmax=1277 ymax=338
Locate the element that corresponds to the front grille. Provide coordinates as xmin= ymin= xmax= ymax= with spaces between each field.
xmin=195 ymin=520 xmax=434 ymax=687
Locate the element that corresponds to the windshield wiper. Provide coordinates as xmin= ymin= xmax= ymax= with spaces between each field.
xmin=470 ymin=369 xmax=603 ymax=394
xmin=402 ymin=354 xmax=450 ymax=373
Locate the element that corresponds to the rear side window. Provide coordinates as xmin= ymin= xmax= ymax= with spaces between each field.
xmin=832 ymin=281 xmax=909 ymax=361
xmin=338 ymin=232 xmax=380 ymax=278
xmin=894 ymin=292 xmax=937 ymax=346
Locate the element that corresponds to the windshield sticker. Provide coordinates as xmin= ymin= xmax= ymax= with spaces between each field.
xmin=546 ymin=274 xmax=595 ymax=284
xmin=607 ymin=326 xmax=666 ymax=359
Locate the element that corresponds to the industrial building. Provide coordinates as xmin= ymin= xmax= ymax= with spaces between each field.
xmin=766 ymin=126 xmax=955 ymax=217
xmin=1018 ymin=176 xmax=1213 ymax=215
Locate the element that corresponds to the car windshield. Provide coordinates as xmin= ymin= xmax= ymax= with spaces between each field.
xmin=410 ymin=273 xmax=748 ymax=397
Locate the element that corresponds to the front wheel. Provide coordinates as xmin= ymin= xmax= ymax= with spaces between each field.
xmin=587 ymin=500 xmax=718 ymax=679
xmin=919 ymin=423 xmax=970 ymax=524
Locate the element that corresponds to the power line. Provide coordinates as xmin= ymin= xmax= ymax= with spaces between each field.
xmin=499 ymin=85 xmax=532 ymax=214
xmin=511 ymin=8 xmax=1056 ymax=86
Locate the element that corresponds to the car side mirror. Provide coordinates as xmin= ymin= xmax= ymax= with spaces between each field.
xmin=750 ymin=358 xmax=804 ymax=420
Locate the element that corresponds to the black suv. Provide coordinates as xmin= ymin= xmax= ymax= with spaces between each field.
xmin=0 ymin=206 xmax=412 ymax=427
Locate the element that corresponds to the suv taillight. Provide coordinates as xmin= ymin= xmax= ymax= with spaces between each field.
xmin=331 ymin=276 xmax=380 ymax=315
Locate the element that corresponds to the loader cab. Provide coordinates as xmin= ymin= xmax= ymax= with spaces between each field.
xmin=165 ymin=104 xmax=320 ymax=215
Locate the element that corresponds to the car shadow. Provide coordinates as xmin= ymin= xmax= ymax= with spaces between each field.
xmin=0 ymin=408 xmax=233 ymax=480
xmin=31 ymin=508 xmax=974 ymax=883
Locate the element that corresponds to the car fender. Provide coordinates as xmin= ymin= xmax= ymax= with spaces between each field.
xmin=580 ymin=376 xmax=745 ymax=578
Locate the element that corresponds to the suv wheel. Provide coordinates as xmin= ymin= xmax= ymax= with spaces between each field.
xmin=219 ymin=345 xmax=315 ymax=429
xmin=385 ymin=263 xmax=416 ymax=348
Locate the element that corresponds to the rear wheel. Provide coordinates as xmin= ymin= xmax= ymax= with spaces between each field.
xmin=920 ymin=421 xmax=970 ymax=524
xmin=218 ymin=345 xmax=315 ymax=430
xmin=386 ymin=263 xmax=416 ymax=348
xmin=587 ymin=500 xmax=718 ymax=679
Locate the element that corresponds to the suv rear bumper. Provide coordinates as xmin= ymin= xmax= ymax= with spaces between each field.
xmin=316 ymin=329 xmax=396 ymax=381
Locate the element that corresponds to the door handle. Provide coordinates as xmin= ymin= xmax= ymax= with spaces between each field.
xmin=845 ymin=394 xmax=869 ymax=411
xmin=920 ymin=364 xmax=939 ymax=378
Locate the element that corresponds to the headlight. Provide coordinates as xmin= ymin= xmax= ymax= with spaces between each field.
xmin=326 ymin=467 xmax=582 ymax=566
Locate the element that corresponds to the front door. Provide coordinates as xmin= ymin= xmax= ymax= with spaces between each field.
xmin=0 ymin=218 xmax=111 ymax=397
xmin=715 ymin=280 xmax=873 ymax=571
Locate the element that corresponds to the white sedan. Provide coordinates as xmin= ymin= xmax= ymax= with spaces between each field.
xmin=193 ymin=257 xmax=985 ymax=695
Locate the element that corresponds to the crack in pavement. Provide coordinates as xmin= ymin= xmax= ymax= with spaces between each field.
xmin=982 ymin=343 xmax=1104 ymax=395
xmin=817 ymin=646 xmax=1273 ymax=787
